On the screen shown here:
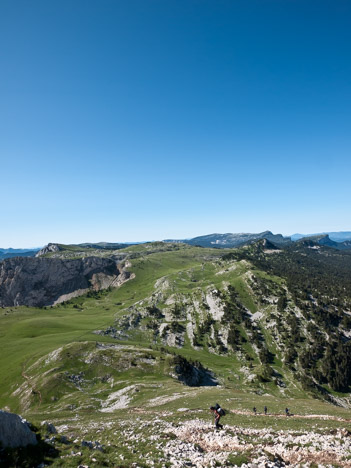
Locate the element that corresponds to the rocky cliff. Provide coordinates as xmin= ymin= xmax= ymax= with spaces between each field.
xmin=0 ymin=256 xmax=123 ymax=307
xmin=35 ymin=243 xmax=62 ymax=257
xmin=0 ymin=410 xmax=37 ymax=448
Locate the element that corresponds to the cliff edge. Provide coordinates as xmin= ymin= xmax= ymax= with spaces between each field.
xmin=0 ymin=256 xmax=123 ymax=307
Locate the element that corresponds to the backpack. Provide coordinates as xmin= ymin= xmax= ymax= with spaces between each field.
xmin=214 ymin=403 xmax=226 ymax=416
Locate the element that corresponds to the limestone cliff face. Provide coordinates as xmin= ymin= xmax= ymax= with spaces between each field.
xmin=0 ymin=256 xmax=122 ymax=307
xmin=35 ymin=243 xmax=61 ymax=257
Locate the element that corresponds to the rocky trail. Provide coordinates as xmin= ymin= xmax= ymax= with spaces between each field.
xmin=165 ymin=419 xmax=351 ymax=467
xmin=229 ymin=408 xmax=351 ymax=423
xmin=46 ymin=412 xmax=351 ymax=468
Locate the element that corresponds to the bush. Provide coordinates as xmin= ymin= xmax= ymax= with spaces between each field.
xmin=226 ymin=452 xmax=250 ymax=466
xmin=255 ymin=364 xmax=274 ymax=382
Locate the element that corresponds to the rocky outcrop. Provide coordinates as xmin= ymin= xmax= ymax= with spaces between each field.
xmin=171 ymin=355 xmax=218 ymax=386
xmin=35 ymin=243 xmax=62 ymax=257
xmin=41 ymin=420 xmax=57 ymax=434
xmin=0 ymin=256 xmax=122 ymax=307
xmin=0 ymin=410 xmax=37 ymax=448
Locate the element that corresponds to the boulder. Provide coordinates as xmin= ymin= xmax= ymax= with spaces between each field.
xmin=41 ymin=420 xmax=57 ymax=434
xmin=0 ymin=410 xmax=37 ymax=448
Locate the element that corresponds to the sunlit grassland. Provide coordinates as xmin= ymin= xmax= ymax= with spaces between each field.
xmin=0 ymin=246 xmax=220 ymax=408
xmin=1 ymin=243 xmax=351 ymax=431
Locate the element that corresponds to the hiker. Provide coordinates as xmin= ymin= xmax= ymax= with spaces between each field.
xmin=253 ymin=407 xmax=257 ymax=415
xmin=285 ymin=407 xmax=290 ymax=417
xmin=210 ymin=404 xmax=224 ymax=430
xmin=264 ymin=406 xmax=267 ymax=415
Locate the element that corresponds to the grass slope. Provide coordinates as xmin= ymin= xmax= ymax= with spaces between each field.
xmin=1 ymin=242 xmax=351 ymax=467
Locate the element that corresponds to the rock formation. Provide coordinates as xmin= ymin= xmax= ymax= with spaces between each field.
xmin=0 ymin=256 xmax=122 ymax=307
xmin=0 ymin=410 xmax=37 ymax=448
xmin=35 ymin=243 xmax=62 ymax=257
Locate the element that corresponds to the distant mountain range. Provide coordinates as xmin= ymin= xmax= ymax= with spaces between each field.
xmin=291 ymin=231 xmax=351 ymax=242
xmin=164 ymin=231 xmax=291 ymax=248
xmin=295 ymin=234 xmax=351 ymax=250
xmin=164 ymin=230 xmax=351 ymax=250
xmin=0 ymin=248 xmax=40 ymax=260
xmin=2 ymin=231 xmax=351 ymax=260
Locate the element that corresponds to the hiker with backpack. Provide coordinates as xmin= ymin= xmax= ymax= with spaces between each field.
xmin=210 ymin=403 xmax=225 ymax=429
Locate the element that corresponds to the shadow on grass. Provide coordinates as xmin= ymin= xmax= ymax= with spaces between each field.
xmin=0 ymin=433 xmax=60 ymax=468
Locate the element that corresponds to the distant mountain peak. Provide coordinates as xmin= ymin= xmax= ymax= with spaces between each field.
xmin=164 ymin=231 xmax=291 ymax=249
xmin=291 ymin=231 xmax=351 ymax=242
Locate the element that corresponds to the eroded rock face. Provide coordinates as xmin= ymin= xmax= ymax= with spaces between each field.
xmin=0 ymin=410 xmax=37 ymax=448
xmin=0 ymin=256 xmax=120 ymax=307
xmin=35 ymin=243 xmax=61 ymax=257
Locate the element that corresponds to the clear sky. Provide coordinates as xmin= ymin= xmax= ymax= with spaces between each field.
xmin=1 ymin=0 xmax=350 ymax=247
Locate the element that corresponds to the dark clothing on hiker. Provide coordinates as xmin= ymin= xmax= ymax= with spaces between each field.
xmin=213 ymin=409 xmax=223 ymax=429
xmin=210 ymin=406 xmax=223 ymax=429
xmin=264 ymin=406 xmax=267 ymax=415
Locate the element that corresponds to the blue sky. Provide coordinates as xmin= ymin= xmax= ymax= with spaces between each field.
xmin=1 ymin=0 xmax=350 ymax=247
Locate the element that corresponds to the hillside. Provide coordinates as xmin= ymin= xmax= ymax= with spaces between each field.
xmin=1 ymin=241 xmax=351 ymax=466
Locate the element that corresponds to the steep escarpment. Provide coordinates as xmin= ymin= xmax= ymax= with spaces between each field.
xmin=0 ymin=256 xmax=124 ymax=307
